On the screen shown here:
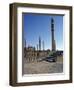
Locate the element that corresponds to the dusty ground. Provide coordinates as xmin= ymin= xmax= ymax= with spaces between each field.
xmin=23 ymin=56 xmax=63 ymax=74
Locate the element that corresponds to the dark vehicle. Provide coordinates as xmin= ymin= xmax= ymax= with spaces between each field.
xmin=43 ymin=52 xmax=57 ymax=62
xmin=44 ymin=56 xmax=57 ymax=62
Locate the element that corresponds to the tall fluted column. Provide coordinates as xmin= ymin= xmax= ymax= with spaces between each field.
xmin=39 ymin=36 xmax=41 ymax=51
xmin=51 ymin=18 xmax=56 ymax=51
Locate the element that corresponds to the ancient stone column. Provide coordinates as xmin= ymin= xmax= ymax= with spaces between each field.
xmin=51 ymin=18 xmax=56 ymax=51
xmin=39 ymin=36 xmax=41 ymax=51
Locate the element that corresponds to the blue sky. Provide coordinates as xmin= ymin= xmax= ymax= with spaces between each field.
xmin=23 ymin=13 xmax=63 ymax=50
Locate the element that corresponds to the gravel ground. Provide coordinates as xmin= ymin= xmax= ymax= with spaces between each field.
xmin=23 ymin=56 xmax=63 ymax=74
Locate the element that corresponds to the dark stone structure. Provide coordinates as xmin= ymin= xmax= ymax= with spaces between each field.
xmin=39 ymin=36 xmax=41 ymax=51
xmin=51 ymin=18 xmax=56 ymax=51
